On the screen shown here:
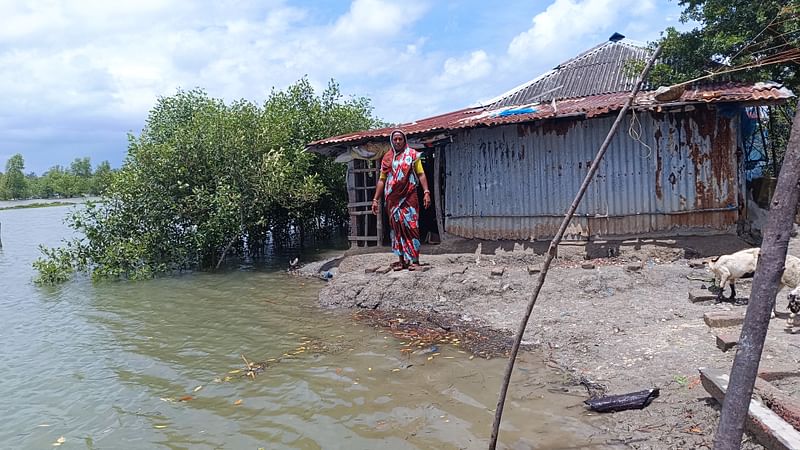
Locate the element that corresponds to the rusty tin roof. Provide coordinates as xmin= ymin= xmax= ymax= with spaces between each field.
xmin=307 ymin=81 xmax=793 ymax=154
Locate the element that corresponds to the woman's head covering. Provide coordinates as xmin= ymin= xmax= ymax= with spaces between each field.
xmin=389 ymin=129 xmax=407 ymax=152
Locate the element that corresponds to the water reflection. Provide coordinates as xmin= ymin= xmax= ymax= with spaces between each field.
xmin=0 ymin=205 xmax=613 ymax=449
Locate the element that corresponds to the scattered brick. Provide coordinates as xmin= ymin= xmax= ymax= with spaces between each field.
xmin=704 ymin=311 xmax=746 ymax=328
xmin=689 ymin=289 xmax=718 ymax=303
xmin=625 ymin=262 xmax=643 ymax=272
xmin=716 ymin=332 xmax=739 ymax=352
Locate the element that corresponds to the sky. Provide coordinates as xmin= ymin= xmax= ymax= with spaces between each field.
xmin=0 ymin=0 xmax=694 ymax=174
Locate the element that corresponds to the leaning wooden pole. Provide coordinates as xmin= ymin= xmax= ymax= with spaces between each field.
xmin=488 ymin=45 xmax=662 ymax=450
xmin=713 ymin=105 xmax=800 ymax=450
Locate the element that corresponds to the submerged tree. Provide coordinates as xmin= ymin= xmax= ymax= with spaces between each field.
xmin=34 ymin=78 xmax=379 ymax=283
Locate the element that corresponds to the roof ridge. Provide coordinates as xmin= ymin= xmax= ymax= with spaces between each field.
xmin=557 ymin=39 xmax=648 ymax=70
xmin=486 ymin=38 xmax=651 ymax=108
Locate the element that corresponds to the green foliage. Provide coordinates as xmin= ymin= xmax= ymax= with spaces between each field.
xmin=650 ymin=1 xmax=799 ymax=91
xmin=0 ymin=156 xmax=117 ymax=200
xmin=92 ymin=160 xmax=113 ymax=195
xmin=3 ymin=153 xmax=27 ymax=199
xmin=34 ymin=78 xmax=379 ymax=283
xmin=32 ymin=245 xmax=76 ymax=284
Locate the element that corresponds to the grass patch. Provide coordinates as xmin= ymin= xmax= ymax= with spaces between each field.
xmin=0 ymin=201 xmax=76 ymax=211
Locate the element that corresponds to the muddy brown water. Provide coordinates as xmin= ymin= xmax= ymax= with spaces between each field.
xmin=0 ymin=205 xmax=614 ymax=449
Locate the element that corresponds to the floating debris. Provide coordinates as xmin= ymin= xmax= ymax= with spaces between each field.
xmin=352 ymin=309 xmax=526 ymax=358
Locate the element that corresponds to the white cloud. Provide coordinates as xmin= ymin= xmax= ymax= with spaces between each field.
xmin=0 ymin=0 xmax=689 ymax=172
xmin=438 ymin=50 xmax=492 ymax=85
xmin=508 ymin=0 xmax=656 ymax=63
xmin=332 ymin=0 xmax=428 ymax=40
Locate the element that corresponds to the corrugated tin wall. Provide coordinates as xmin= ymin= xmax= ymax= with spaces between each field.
xmin=444 ymin=106 xmax=741 ymax=240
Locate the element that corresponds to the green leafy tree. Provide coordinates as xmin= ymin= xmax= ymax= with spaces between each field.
xmin=70 ymin=157 xmax=92 ymax=178
xmin=92 ymin=160 xmax=114 ymax=195
xmin=632 ymin=1 xmax=799 ymax=174
xmin=34 ymin=78 xmax=380 ymax=283
xmin=3 ymin=154 xmax=27 ymax=199
xmin=653 ymin=1 xmax=798 ymax=90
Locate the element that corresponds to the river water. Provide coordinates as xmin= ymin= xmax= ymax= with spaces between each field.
xmin=0 ymin=205 xmax=611 ymax=449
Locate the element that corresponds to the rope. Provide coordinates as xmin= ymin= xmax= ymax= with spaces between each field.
xmin=628 ymin=107 xmax=652 ymax=158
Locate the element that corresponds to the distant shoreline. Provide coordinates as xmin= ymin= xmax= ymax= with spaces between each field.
xmin=0 ymin=197 xmax=102 ymax=211
xmin=0 ymin=201 xmax=77 ymax=211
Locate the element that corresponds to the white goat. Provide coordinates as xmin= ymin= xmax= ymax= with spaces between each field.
xmin=708 ymin=249 xmax=800 ymax=324
xmin=708 ymin=248 xmax=760 ymax=302
xmin=782 ymin=255 xmax=800 ymax=325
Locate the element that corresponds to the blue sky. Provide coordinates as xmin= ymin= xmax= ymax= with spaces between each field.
xmin=0 ymin=0 xmax=693 ymax=174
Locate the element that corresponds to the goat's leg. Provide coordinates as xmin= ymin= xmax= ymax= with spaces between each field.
xmin=773 ymin=283 xmax=786 ymax=319
xmin=716 ymin=271 xmax=730 ymax=302
xmin=729 ymin=282 xmax=736 ymax=301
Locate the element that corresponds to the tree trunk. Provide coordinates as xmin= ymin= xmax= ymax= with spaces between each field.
xmin=713 ymin=106 xmax=800 ymax=449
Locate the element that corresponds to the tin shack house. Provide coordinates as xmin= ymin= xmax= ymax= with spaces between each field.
xmin=306 ymin=35 xmax=794 ymax=249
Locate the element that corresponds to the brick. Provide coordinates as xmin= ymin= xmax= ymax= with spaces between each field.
xmin=704 ymin=311 xmax=746 ymax=328
xmin=491 ymin=267 xmax=505 ymax=276
xmin=625 ymin=262 xmax=643 ymax=272
xmin=581 ymin=262 xmax=596 ymax=270
xmin=690 ymin=289 xmax=718 ymax=303
xmin=527 ymin=265 xmax=541 ymax=275
xmin=375 ymin=266 xmax=391 ymax=274
xmin=716 ymin=332 xmax=739 ymax=352
xmin=365 ymin=266 xmax=380 ymax=273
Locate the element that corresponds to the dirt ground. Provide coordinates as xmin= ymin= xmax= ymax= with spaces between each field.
xmin=303 ymin=231 xmax=800 ymax=449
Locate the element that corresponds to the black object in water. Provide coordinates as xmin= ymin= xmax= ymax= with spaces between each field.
xmin=584 ymin=388 xmax=660 ymax=413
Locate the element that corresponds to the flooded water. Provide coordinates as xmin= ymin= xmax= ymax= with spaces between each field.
xmin=0 ymin=205 xmax=611 ymax=449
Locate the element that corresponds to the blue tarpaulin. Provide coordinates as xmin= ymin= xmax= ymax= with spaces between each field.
xmin=493 ymin=107 xmax=536 ymax=118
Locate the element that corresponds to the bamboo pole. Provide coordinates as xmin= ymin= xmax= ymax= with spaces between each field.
xmin=713 ymin=106 xmax=800 ymax=450
xmin=488 ymin=45 xmax=662 ymax=450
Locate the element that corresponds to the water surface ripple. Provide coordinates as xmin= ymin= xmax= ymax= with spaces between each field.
xmin=0 ymin=205 xmax=610 ymax=449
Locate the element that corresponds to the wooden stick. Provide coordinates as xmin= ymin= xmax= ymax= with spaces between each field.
xmin=713 ymin=104 xmax=800 ymax=450
xmin=488 ymin=44 xmax=662 ymax=450
xmin=241 ymin=354 xmax=256 ymax=379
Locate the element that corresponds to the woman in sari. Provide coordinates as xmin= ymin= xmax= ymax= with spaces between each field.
xmin=371 ymin=129 xmax=431 ymax=270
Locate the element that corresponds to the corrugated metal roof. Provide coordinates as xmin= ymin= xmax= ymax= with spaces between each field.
xmin=486 ymin=39 xmax=652 ymax=108
xmin=307 ymin=81 xmax=794 ymax=154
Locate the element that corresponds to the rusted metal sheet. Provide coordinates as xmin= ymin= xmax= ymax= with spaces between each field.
xmin=307 ymin=82 xmax=792 ymax=154
xmin=444 ymin=105 xmax=740 ymax=240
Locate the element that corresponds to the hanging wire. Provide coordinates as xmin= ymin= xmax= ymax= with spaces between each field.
xmin=663 ymin=3 xmax=799 ymax=90
xmin=668 ymin=49 xmax=800 ymax=88
xmin=727 ymin=10 xmax=785 ymax=62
